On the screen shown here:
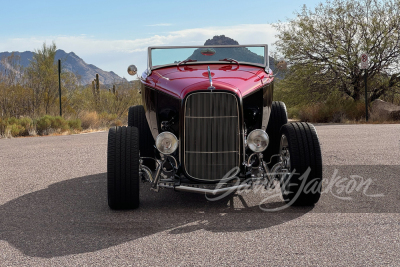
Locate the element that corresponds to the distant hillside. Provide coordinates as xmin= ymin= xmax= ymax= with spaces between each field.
xmin=193 ymin=35 xmax=275 ymax=70
xmin=0 ymin=50 xmax=126 ymax=85
xmin=204 ymin=35 xmax=239 ymax=46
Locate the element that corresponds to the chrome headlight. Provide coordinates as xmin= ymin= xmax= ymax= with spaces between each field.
xmin=155 ymin=132 xmax=178 ymax=154
xmin=247 ymin=129 xmax=269 ymax=153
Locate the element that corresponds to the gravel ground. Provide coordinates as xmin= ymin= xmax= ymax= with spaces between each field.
xmin=0 ymin=124 xmax=399 ymax=266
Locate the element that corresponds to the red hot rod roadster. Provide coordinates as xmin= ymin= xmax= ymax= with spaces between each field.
xmin=107 ymin=45 xmax=322 ymax=209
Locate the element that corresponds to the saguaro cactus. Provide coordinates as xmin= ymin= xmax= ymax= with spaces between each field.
xmin=95 ymin=74 xmax=100 ymax=96
xmin=92 ymin=74 xmax=101 ymax=109
xmin=92 ymin=80 xmax=96 ymax=95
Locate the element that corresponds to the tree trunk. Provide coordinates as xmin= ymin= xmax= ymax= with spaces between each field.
xmin=352 ymin=88 xmax=361 ymax=101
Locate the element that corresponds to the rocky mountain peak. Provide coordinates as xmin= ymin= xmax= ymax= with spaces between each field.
xmin=204 ymin=35 xmax=240 ymax=46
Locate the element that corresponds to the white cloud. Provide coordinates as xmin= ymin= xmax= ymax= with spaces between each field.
xmin=0 ymin=24 xmax=279 ymax=78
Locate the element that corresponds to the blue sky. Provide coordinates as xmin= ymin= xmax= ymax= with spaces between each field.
xmin=0 ymin=0 xmax=322 ymax=79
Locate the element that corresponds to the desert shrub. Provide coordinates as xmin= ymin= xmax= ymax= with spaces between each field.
xmin=35 ymin=115 xmax=53 ymax=135
xmin=8 ymin=124 xmax=25 ymax=137
xmin=3 ymin=117 xmax=33 ymax=136
xmin=299 ymin=104 xmax=323 ymax=122
xmin=51 ymin=116 xmax=69 ymax=132
xmin=287 ymin=106 xmax=300 ymax=119
xmin=17 ymin=117 xmax=34 ymax=136
xmin=0 ymin=117 xmax=33 ymax=137
xmin=299 ymin=102 xmax=345 ymax=123
xmin=36 ymin=115 xmax=75 ymax=135
xmin=99 ymin=112 xmax=117 ymax=123
xmin=68 ymin=119 xmax=82 ymax=131
xmin=7 ymin=117 xmax=18 ymax=125
xmin=0 ymin=115 xmax=85 ymax=137
xmin=99 ymin=112 xmax=122 ymax=127
xmin=342 ymin=101 xmax=366 ymax=121
xmin=80 ymin=111 xmax=100 ymax=129
xmin=297 ymin=94 xmax=368 ymax=123
xmin=297 ymin=92 xmax=338 ymax=122
xmin=78 ymin=111 xmax=123 ymax=129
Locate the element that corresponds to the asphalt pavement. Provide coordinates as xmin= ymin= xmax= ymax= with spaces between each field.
xmin=0 ymin=124 xmax=399 ymax=266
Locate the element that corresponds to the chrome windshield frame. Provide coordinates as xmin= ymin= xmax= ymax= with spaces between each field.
xmin=147 ymin=44 xmax=268 ymax=72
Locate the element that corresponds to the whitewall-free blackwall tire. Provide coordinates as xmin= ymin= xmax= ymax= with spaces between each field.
xmin=107 ymin=126 xmax=140 ymax=209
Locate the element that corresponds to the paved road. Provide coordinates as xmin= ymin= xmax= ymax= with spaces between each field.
xmin=0 ymin=124 xmax=399 ymax=266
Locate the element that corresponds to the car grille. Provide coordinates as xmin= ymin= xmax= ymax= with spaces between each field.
xmin=184 ymin=92 xmax=240 ymax=181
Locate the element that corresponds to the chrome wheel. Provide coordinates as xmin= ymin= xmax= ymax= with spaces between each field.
xmin=279 ymin=134 xmax=291 ymax=171
xmin=279 ymin=134 xmax=291 ymax=196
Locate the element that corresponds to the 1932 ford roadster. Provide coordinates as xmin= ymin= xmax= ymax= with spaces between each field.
xmin=107 ymin=45 xmax=322 ymax=209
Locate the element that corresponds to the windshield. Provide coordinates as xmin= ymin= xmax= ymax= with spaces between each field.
xmin=149 ymin=45 xmax=268 ymax=70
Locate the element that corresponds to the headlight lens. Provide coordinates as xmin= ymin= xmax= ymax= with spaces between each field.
xmin=156 ymin=132 xmax=178 ymax=154
xmin=247 ymin=129 xmax=269 ymax=152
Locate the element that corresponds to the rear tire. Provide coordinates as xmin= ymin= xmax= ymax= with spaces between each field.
xmin=128 ymin=105 xmax=155 ymax=168
xmin=264 ymin=101 xmax=288 ymax=166
xmin=107 ymin=126 xmax=140 ymax=209
xmin=279 ymin=122 xmax=322 ymax=206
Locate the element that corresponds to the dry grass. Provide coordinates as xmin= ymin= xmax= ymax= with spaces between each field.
xmin=297 ymin=101 xmax=366 ymax=123
xmin=79 ymin=111 xmax=124 ymax=130
xmin=80 ymin=111 xmax=101 ymax=129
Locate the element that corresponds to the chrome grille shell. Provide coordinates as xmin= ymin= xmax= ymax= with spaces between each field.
xmin=183 ymin=92 xmax=240 ymax=181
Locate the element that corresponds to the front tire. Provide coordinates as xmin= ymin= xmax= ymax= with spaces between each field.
xmin=264 ymin=101 xmax=288 ymax=166
xmin=279 ymin=122 xmax=322 ymax=206
xmin=128 ymin=105 xmax=155 ymax=168
xmin=107 ymin=126 xmax=140 ymax=209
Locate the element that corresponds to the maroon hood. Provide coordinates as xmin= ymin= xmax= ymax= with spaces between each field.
xmin=142 ymin=64 xmax=273 ymax=99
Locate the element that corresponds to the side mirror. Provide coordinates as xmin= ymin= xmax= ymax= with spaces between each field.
xmin=127 ymin=65 xmax=137 ymax=76
xmin=276 ymin=60 xmax=287 ymax=70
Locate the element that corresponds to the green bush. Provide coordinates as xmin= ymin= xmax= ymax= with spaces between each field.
xmin=9 ymin=124 xmax=25 ymax=137
xmin=7 ymin=117 xmax=18 ymax=125
xmin=52 ymin=116 xmax=69 ymax=132
xmin=2 ymin=117 xmax=33 ymax=136
xmin=0 ymin=115 xmax=85 ymax=137
xmin=287 ymin=106 xmax=300 ymax=119
xmin=16 ymin=117 xmax=33 ymax=136
xmin=35 ymin=115 xmax=73 ymax=135
xmin=35 ymin=115 xmax=53 ymax=135
xmin=68 ymin=119 xmax=82 ymax=131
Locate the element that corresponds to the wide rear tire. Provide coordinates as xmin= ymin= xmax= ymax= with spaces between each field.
xmin=264 ymin=101 xmax=288 ymax=166
xmin=107 ymin=126 xmax=140 ymax=209
xmin=128 ymin=105 xmax=155 ymax=168
xmin=279 ymin=122 xmax=322 ymax=206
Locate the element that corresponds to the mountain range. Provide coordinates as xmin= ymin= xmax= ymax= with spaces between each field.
xmin=0 ymin=50 xmax=126 ymax=85
xmin=0 ymin=35 xmax=276 ymax=85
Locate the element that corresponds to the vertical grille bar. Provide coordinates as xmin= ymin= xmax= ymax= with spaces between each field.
xmin=184 ymin=92 xmax=239 ymax=181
